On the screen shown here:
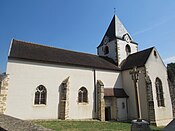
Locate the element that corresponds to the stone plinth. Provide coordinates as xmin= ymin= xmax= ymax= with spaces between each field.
xmin=131 ymin=119 xmax=151 ymax=131
xmin=164 ymin=119 xmax=175 ymax=131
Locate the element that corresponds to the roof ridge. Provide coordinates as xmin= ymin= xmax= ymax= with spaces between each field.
xmin=129 ymin=47 xmax=154 ymax=57
xmin=13 ymin=39 xmax=98 ymax=57
xmin=122 ymin=47 xmax=154 ymax=70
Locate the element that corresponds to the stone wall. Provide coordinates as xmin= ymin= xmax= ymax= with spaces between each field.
xmin=145 ymin=75 xmax=155 ymax=123
xmin=0 ymin=114 xmax=53 ymax=131
xmin=168 ymin=80 xmax=175 ymax=118
xmin=97 ymin=80 xmax=105 ymax=121
xmin=0 ymin=74 xmax=9 ymax=114
xmin=59 ymin=77 xmax=70 ymax=120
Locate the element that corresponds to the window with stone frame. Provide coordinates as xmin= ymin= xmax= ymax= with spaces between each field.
xmin=155 ymin=78 xmax=165 ymax=107
xmin=78 ymin=87 xmax=88 ymax=103
xmin=34 ymin=85 xmax=47 ymax=105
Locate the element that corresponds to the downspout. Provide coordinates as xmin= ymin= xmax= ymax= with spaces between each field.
xmin=126 ymin=98 xmax=129 ymax=120
xmin=93 ymin=69 xmax=97 ymax=118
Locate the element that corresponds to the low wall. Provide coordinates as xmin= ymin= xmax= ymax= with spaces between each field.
xmin=0 ymin=114 xmax=53 ymax=131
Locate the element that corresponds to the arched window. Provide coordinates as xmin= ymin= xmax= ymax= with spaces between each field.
xmin=155 ymin=78 xmax=165 ymax=107
xmin=78 ymin=87 xmax=88 ymax=103
xmin=154 ymin=50 xmax=157 ymax=58
xmin=34 ymin=85 xmax=47 ymax=105
xmin=125 ymin=44 xmax=131 ymax=56
xmin=104 ymin=46 xmax=109 ymax=55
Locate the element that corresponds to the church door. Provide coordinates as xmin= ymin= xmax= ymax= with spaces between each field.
xmin=105 ymin=106 xmax=111 ymax=121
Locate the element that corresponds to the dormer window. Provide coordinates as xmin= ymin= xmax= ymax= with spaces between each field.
xmin=123 ymin=33 xmax=131 ymax=43
xmin=125 ymin=44 xmax=131 ymax=56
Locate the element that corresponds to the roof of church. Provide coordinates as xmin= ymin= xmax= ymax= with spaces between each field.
xmin=122 ymin=47 xmax=154 ymax=70
xmin=97 ymin=15 xmax=137 ymax=48
xmin=9 ymin=39 xmax=120 ymax=71
xmin=104 ymin=88 xmax=129 ymax=98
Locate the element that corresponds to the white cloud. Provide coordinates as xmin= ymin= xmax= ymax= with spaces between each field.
xmin=133 ymin=16 xmax=175 ymax=36
xmin=163 ymin=56 xmax=175 ymax=65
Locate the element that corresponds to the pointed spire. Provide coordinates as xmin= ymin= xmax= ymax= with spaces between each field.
xmin=114 ymin=15 xmax=129 ymax=38
xmin=98 ymin=15 xmax=133 ymax=48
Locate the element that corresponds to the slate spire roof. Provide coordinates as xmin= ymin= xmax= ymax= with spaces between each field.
xmin=9 ymin=39 xmax=120 ymax=71
xmin=98 ymin=15 xmax=137 ymax=48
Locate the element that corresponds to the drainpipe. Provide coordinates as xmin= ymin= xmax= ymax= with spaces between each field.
xmin=93 ymin=69 xmax=97 ymax=118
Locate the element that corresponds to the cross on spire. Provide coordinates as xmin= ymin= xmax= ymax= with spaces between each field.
xmin=114 ymin=8 xmax=116 ymax=15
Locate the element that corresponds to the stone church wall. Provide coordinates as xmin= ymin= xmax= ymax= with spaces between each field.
xmin=97 ymin=80 xmax=105 ymax=121
xmin=59 ymin=77 xmax=70 ymax=120
xmin=168 ymin=80 xmax=175 ymax=118
xmin=98 ymin=40 xmax=117 ymax=64
xmin=117 ymin=98 xmax=127 ymax=120
xmin=117 ymin=39 xmax=137 ymax=65
xmin=122 ymin=67 xmax=148 ymax=120
xmin=122 ymin=69 xmax=138 ymax=119
xmin=146 ymin=48 xmax=173 ymax=126
xmin=6 ymin=60 xmax=95 ymax=120
xmin=0 ymin=74 xmax=9 ymax=114
xmin=6 ymin=59 xmax=122 ymax=120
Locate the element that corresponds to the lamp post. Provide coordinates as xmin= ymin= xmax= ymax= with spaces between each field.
xmin=129 ymin=66 xmax=141 ymax=120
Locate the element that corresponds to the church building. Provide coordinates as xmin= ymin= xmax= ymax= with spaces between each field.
xmin=0 ymin=15 xmax=173 ymax=126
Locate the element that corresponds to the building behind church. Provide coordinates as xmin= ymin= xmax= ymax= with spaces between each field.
xmin=0 ymin=15 xmax=173 ymax=127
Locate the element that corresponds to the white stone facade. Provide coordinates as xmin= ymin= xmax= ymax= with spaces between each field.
xmin=1 ymin=15 xmax=173 ymax=127
xmin=122 ymin=49 xmax=173 ymax=126
xmin=5 ymin=59 xmax=123 ymax=120
xmin=146 ymin=49 xmax=173 ymax=126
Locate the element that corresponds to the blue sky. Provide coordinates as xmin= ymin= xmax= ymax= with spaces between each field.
xmin=1 ymin=0 xmax=175 ymax=73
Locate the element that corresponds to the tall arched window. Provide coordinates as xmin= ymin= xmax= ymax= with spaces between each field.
xmin=125 ymin=44 xmax=131 ymax=56
xmin=155 ymin=78 xmax=165 ymax=107
xmin=34 ymin=85 xmax=47 ymax=105
xmin=78 ymin=87 xmax=88 ymax=103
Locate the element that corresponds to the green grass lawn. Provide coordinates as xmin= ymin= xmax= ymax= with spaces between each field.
xmin=34 ymin=120 xmax=164 ymax=131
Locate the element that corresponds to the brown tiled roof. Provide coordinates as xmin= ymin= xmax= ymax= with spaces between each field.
xmin=122 ymin=47 xmax=154 ymax=70
xmin=104 ymin=88 xmax=129 ymax=98
xmin=9 ymin=39 xmax=120 ymax=71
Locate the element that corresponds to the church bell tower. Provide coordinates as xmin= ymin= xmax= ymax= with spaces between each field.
xmin=97 ymin=15 xmax=138 ymax=66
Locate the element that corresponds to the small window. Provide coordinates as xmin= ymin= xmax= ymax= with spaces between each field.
xmin=78 ymin=87 xmax=88 ymax=103
xmin=122 ymin=102 xmax=125 ymax=109
xmin=154 ymin=50 xmax=157 ymax=58
xmin=34 ymin=85 xmax=47 ymax=105
xmin=155 ymin=78 xmax=165 ymax=107
xmin=104 ymin=46 xmax=109 ymax=55
xmin=125 ymin=44 xmax=131 ymax=56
